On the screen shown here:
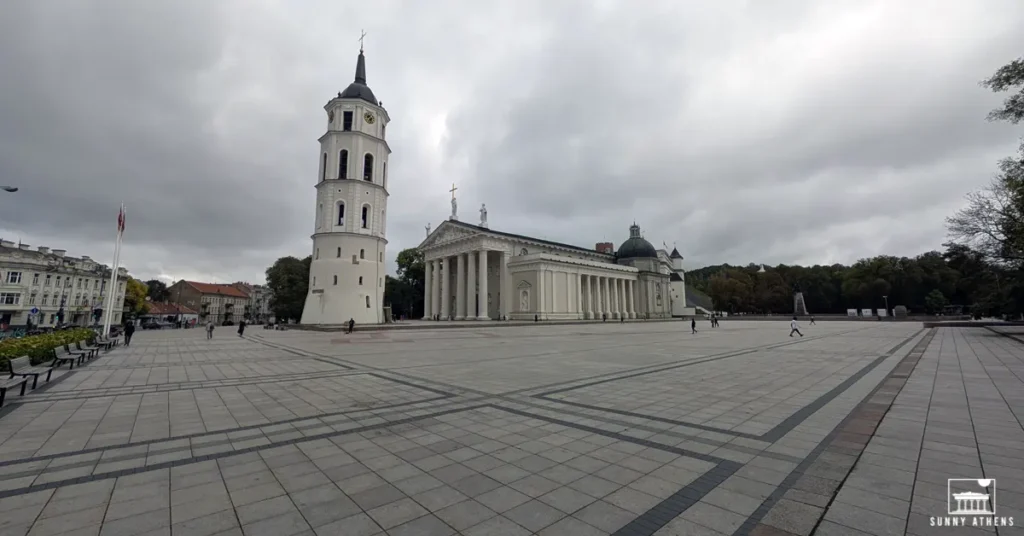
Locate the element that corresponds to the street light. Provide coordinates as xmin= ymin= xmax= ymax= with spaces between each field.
xmin=882 ymin=295 xmax=889 ymax=319
xmin=1 ymin=186 xmax=18 ymax=193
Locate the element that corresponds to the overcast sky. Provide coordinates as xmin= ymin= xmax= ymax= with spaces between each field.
xmin=0 ymin=0 xmax=1021 ymax=285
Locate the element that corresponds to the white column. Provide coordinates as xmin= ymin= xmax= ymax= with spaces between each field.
xmin=600 ymin=277 xmax=608 ymax=318
xmin=431 ymin=259 xmax=440 ymax=318
xmin=466 ymin=251 xmax=476 ymax=319
xmin=423 ymin=260 xmax=433 ymax=319
xmin=538 ymin=269 xmax=546 ymax=320
xmin=585 ymin=275 xmax=593 ymax=319
xmin=620 ymin=279 xmax=627 ymax=319
xmin=477 ymin=250 xmax=489 ymax=320
xmin=499 ymin=251 xmax=508 ymax=320
xmin=455 ymin=253 xmax=466 ymax=320
xmin=576 ymin=273 xmax=583 ymax=319
xmin=551 ymin=270 xmax=558 ymax=313
xmin=440 ymin=257 xmax=450 ymax=319
xmin=628 ymin=280 xmax=636 ymax=319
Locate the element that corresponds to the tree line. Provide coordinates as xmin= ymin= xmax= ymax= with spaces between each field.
xmin=261 ymin=55 xmax=1024 ymax=322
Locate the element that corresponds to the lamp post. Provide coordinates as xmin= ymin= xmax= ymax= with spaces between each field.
xmin=882 ymin=295 xmax=889 ymax=319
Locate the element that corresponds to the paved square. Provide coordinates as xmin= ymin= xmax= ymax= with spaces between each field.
xmin=0 ymin=321 xmax=1020 ymax=535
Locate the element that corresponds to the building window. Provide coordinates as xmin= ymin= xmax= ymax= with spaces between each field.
xmin=45 ymin=275 xmax=51 ymax=286
xmin=321 ymin=153 xmax=327 ymax=181
xmin=358 ymin=249 xmax=364 ymax=260
xmin=337 ymin=247 xmax=341 ymax=258
xmin=338 ymin=150 xmax=348 ymax=179
xmin=382 ymin=162 xmax=387 ymax=189
xmin=28 ymin=292 xmax=36 ymax=305
xmin=361 ymin=205 xmax=369 ymax=228
xmin=77 ymin=279 xmax=82 ymax=289
xmin=316 ymin=248 xmax=320 ymax=260
xmin=75 ymin=294 xmax=81 ymax=306
xmin=359 ymin=276 xmax=363 ymax=285
xmin=52 ymin=295 xmax=58 ymax=306
xmin=312 ymin=277 xmax=316 ymax=287
xmin=337 ymin=202 xmax=345 ymax=226
xmin=343 ymin=111 xmax=353 ymax=131
xmin=55 ymin=276 xmax=61 ymax=287
xmin=0 ymin=293 xmax=20 ymax=305
xmin=380 ymin=278 xmax=382 ymax=287
xmin=365 ymin=296 xmax=370 ymax=308
xmin=379 ymin=252 xmax=383 ymax=262
xmin=363 ymin=154 xmax=373 ymax=181
xmin=32 ymin=274 xmax=39 ymax=286
xmin=333 ymin=275 xmax=338 ymax=285
xmin=6 ymin=272 xmax=20 ymax=284
xmin=93 ymin=280 xmax=98 ymax=290
xmin=382 ymin=124 xmax=386 ymax=139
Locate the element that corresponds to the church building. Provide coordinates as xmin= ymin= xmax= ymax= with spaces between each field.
xmin=418 ymin=205 xmax=697 ymax=321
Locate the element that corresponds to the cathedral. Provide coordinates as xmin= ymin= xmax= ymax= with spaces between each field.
xmin=300 ymin=45 xmax=699 ymax=325
xmin=418 ymin=207 xmax=694 ymax=321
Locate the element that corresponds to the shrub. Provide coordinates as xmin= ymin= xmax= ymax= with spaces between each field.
xmin=0 ymin=328 xmax=96 ymax=369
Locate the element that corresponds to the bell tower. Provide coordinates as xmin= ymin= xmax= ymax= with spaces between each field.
xmin=301 ymin=44 xmax=391 ymax=325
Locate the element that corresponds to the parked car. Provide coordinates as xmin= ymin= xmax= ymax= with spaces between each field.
xmin=141 ymin=320 xmax=170 ymax=330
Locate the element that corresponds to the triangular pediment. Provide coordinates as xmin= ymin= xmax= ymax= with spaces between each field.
xmin=418 ymin=221 xmax=483 ymax=250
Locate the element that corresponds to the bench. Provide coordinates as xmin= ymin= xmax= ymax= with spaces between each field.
xmin=51 ymin=348 xmax=77 ymax=370
xmin=77 ymin=341 xmax=100 ymax=359
xmin=8 ymin=356 xmax=54 ymax=390
xmin=0 ymin=375 xmax=28 ymax=407
xmin=61 ymin=345 xmax=88 ymax=367
xmin=93 ymin=337 xmax=113 ymax=351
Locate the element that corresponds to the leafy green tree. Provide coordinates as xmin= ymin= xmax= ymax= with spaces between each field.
xmin=384 ymin=248 xmax=425 ymax=319
xmin=924 ymin=289 xmax=949 ymax=314
xmin=982 ymin=57 xmax=1024 ymax=124
xmin=266 ymin=256 xmax=311 ymax=323
xmin=124 ymin=278 xmax=150 ymax=315
xmin=145 ymin=279 xmax=170 ymax=302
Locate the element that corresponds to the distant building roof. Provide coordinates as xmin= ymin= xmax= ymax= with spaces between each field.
xmin=147 ymin=302 xmax=198 ymax=315
xmin=185 ymin=281 xmax=250 ymax=299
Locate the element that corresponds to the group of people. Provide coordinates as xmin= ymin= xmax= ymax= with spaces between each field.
xmin=690 ymin=314 xmax=815 ymax=336
xmin=202 ymin=319 xmax=247 ymax=339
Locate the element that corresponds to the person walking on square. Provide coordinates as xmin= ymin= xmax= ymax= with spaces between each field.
xmin=237 ymin=319 xmax=246 ymax=337
xmin=691 ymin=317 xmax=697 ymax=334
xmin=790 ymin=316 xmax=803 ymax=337
xmin=809 ymin=315 xmax=816 ymax=325
xmin=347 ymin=318 xmax=355 ymax=334
xmin=206 ymin=320 xmax=214 ymax=340
xmin=123 ymin=320 xmax=135 ymax=347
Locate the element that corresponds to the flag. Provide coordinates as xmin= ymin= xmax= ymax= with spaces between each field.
xmin=117 ymin=204 xmax=126 ymax=234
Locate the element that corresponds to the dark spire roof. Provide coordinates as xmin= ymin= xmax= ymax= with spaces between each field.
xmin=670 ymin=247 xmax=683 ymax=259
xmin=339 ymin=50 xmax=378 ymax=105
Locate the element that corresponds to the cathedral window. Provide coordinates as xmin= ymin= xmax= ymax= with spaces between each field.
xmin=365 ymin=296 xmax=370 ymax=308
xmin=383 ymin=162 xmax=387 ymax=188
xmin=359 ymin=276 xmax=363 ymax=285
xmin=315 ymin=248 xmax=319 ymax=260
xmin=361 ymin=205 xmax=370 ymax=228
xmin=337 ymin=202 xmax=345 ymax=226
xmin=379 ymin=252 xmax=383 ymax=262
xmin=333 ymin=275 xmax=337 ymax=285
xmin=342 ymin=111 xmax=353 ymax=131
xmin=360 ymin=249 xmax=365 ymax=259
xmin=338 ymin=150 xmax=348 ymax=179
xmin=317 ymin=203 xmax=322 ymax=229
xmin=321 ymin=153 xmax=327 ymax=181
xmin=336 ymin=247 xmax=341 ymax=258
xmin=363 ymin=154 xmax=373 ymax=181
xmin=382 ymin=124 xmax=386 ymax=139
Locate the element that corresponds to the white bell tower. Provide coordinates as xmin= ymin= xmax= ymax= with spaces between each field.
xmin=301 ymin=44 xmax=391 ymax=325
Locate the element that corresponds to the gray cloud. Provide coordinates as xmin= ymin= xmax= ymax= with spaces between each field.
xmin=0 ymin=0 xmax=1021 ymax=285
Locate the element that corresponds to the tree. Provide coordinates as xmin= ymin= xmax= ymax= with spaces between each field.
xmin=384 ymin=248 xmax=425 ymax=319
xmin=982 ymin=57 xmax=1024 ymax=124
xmin=924 ymin=289 xmax=949 ymax=314
xmin=946 ymin=149 xmax=1024 ymax=266
xmin=124 ymin=278 xmax=150 ymax=316
xmin=266 ymin=256 xmax=311 ymax=323
xmin=145 ymin=279 xmax=170 ymax=302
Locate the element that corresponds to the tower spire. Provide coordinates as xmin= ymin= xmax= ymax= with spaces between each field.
xmin=354 ymin=50 xmax=367 ymax=85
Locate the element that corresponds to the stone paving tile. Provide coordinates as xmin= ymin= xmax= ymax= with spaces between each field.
xmin=5 ymin=323 xmax=1021 ymax=535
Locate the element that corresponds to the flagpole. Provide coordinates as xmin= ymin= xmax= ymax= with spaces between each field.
xmin=102 ymin=203 xmax=125 ymax=335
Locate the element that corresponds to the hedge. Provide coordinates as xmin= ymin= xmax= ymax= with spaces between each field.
xmin=0 ymin=328 xmax=96 ymax=369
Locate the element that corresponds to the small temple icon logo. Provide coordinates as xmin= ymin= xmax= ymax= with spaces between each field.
xmin=948 ymin=479 xmax=996 ymax=516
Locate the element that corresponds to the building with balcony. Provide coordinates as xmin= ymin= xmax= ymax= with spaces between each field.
xmin=230 ymin=282 xmax=273 ymax=323
xmin=167 ymin=280 xmax=250 ymax=325
xmin=0 ymin=240 xmax=128 ymax=328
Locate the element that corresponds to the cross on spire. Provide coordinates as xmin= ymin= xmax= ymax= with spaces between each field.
xmin=449 ymin=183 xmax=458 ymax=200
xmin=359 ymin=29 xmax=367 ymax=52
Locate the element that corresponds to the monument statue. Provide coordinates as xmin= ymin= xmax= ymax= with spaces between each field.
xmin=451 ymin=197 xmax=458 ymax=221
xmin=479 ymin=204 xmax=488 ymax=228
xmin=425 ymin=223 xmax=431 ymax=237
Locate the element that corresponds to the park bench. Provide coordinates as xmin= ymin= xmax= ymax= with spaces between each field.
xmin=8 ymin=356 xmax=53 ymax=390
xmin=75 ymin=341 xmax=99 ymax=360
xmin=92 ymin=336 xmax=113 ymax=351
xmin=100 ymin=334 xmax=120 ymax=347
xmin=51 ymin=347 xmax=78 ymax=370
xmin=0 ymin=375 xmax=28 ymax=407
xmin=61 ymin=344 xmax=88 ymax=367
xmin=78 ymin=340 xmax=101 ymax=357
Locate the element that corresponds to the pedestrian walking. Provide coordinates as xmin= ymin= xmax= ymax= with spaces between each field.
xmin=691 ymin=317 xmax=697 ymax=334
xmin=347 ymin=318 xmax=355 ymax=334
xmin=237 ymin=319 xmax=246 ymax=337
xmin=123 ymin=320 xmax=135 ymax=347
xmin=809 ymin=315 xmax=816 ymax=325
xmin=790 ymin=316 xmax=803 ymax=337
xmin=206 ymin=320 xmax=214 ymax=340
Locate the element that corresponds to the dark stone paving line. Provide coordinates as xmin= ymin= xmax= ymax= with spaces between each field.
xmin=731 ymin=328 xmax=936 ymax=536
xmin=537 ymin=328 xmax=925 ymax=444
xmin=0 ymin=403 xmax=488 ymax=500
xmin=489 ymin=404 xmax=743 ymax=536
xmin=244 ymin=335 xmax=353 ymax=368
xmin=7 ymin=369 xmax=394 ymax=404
xmin=0 ymin=393 xmax=452 ymax=468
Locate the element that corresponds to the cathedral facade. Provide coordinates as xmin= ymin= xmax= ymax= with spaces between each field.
xmin=418 ymin=217 xmax=693 ymax=321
